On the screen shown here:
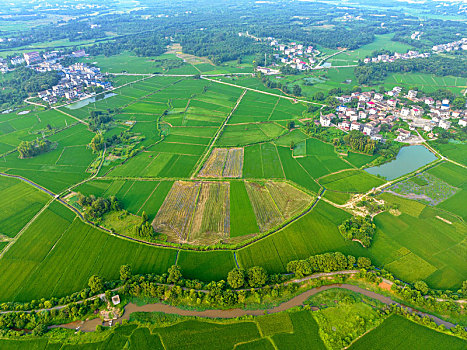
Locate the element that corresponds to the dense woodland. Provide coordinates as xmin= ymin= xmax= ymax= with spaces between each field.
xmin=17 ymin=139 xmax=53 ymax=159
xmin=0 ymin=68 xmax=60 ymax=108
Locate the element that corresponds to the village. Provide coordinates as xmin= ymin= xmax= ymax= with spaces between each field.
xmin=319 ymin=87 xmax=467 ymax=143
xmin=0 ymin=49 xmax=112 ymax=104
xmin=363 ymin=37 xmax=467 ymax=64
xmin=239 ymin=31 xmax=322 ymax=74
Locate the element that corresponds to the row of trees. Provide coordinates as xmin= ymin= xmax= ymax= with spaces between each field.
xmin=286 ymin=252 xmax=372 ymax=278
xmin=338 ymin=216 xmax=376 ymax=247
xmin=354 ymin=55 xmax=467 ymax=85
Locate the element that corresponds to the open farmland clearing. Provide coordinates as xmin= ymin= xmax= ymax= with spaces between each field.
xmin=198 ymin=148 xmax=228 ymax=177
xmin=199 ymin=147 xmax=244 ymax=178
xmin=265 ymin=182 xmax=313 ymax=220
xmin=152 ymin=181 xmax=201 ymax=242
xmin=245 ymin=181 xmax=283 ymax=232
xmin=189 ymin=181 xmax=230 ymax=245
xmin=0 ymin=176 xmax=49 ymax=238
xmin=223 ymin=148 xmax=244 ymax=177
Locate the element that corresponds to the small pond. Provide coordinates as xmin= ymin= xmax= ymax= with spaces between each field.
xmin=66 ymin=92 xmax=117 ymax=110
xmin=365 ymin=145 xmax=437 ymax=180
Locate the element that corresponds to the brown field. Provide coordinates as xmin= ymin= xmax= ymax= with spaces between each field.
xmin=223 ymin=148 xmax=244 ymax=178
xmin=166 ymin=43 xmax=214 ymax=65
xmin=152 ymin=181 xmax=201 ymax=242
xmin=189 ymin=181 xmax=230 ymax=244
xmin=245 ymin=181 xmax=283 ymax=232
xmin=199 ymin=148 xmax=244 ymax=178
xmin=199 ymin=148 xmax=229 ymax=177
xmin=266 ymin=182 xmax=312 ymax=219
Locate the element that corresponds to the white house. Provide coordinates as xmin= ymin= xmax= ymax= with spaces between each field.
xmin=407 ymin=90 xmax=418 ymax=99
xmin=320 ymin=114 xmax=332 ymax=127
xmin=350 ymin=122 xmax=361 ymax=131
xmin=400 ymin=107 xmax=410 ymax=118
xmin=459 ymin=118 xmax=467 ymax=127
xmin=439 ymin=120 xmax=451 ymax=130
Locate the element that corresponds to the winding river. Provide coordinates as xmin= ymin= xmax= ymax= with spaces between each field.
xmin=55 ymin=284 xmax=455 ymax=332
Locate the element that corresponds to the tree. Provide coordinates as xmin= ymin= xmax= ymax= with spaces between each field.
xmin=452 ymin=97 xmax=466 ymax=110
xmin=247 ymin=266 xmax=267 ymax=287
xmin=460 ymin=280 xmax=467 ymax=297
xmin=414 ymin=280 xmax=429 ymax=295
xmin=32 ymin=323 xmax=47 ymax=336
xmin=293 ymin=84 xmax=302 ymax=96
xmin=227 ymin=268 xmax=245 ymax=289
xmin=167 ymin=265 xmax=182 ymax=283
xmin=314 ymin=92 xmax=325 ymax=101
xmin=290 ymin=141 xmax=295 ymax=150
xmin=287 ymin=120 xmax=295 ymax=130
xmin=120 ymin=264 xmax=132 ymax=282
xmin=347 ymin=255 xmax=356 ymax=268
xmin=357 ymin=257 xmax=372 ymax=269
xmin=88 ymin=275 xmax=104 ymax=294
xmin=89 ymin=133 xmax=105 ymax=153
xmin=141 ymin=211 xmax=149 ymax=223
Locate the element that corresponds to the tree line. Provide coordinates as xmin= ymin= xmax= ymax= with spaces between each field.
xmin=354 ymin=55 xmax=467 ymax=85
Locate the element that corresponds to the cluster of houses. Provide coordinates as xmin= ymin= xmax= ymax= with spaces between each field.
xmin=432 ymin=38 xmax=467 ymax=53
xmin=363 ymin=38 xmax=467 ymax=64
xmin=8 ymin=49 xmax=87 ymax=70
xmin=319 ymin=87 xmax=467 ymax=143
xmin=363 ymin=50 xmax=430 ymax=64
xmin=270 ymin=41 xmax=320 ymax=70
xmin=238 ymin=32 xmax=320 ymax=72
xmin=37 ymin=62 xmax=111 ymax=104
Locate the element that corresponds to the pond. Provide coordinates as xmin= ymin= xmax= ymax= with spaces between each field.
xmin=365 ymin=145 xmax=437 ymax=180
xmin=66 ymin=92 xmax=117 ymax=110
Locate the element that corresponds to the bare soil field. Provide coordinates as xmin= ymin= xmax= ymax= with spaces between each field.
xmin=152 ymin=181 xmax=201 ymax=242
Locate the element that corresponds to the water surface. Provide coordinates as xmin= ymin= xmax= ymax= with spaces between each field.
xmin=366 ymin=145 xmax=437 ymax=180
xmin=66 ymin=92 xmax=117 ymax=110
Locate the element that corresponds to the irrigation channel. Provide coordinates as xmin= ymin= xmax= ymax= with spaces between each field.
xmin=54 ymin=284 xmax=456 ymax=332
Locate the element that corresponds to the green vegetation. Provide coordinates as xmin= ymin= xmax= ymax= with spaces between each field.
xmin=338 ymin=216 xmax=376 ymax=247
xmin=350 ymin=315 xmax=466 ymax=350
xmin=0 ymin=176 xmax=49 ymax=238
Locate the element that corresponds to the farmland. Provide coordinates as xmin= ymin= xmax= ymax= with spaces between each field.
xmin=198 ymin=148 xmax=244 ymax=178
xmin=0 ymin=176 xmax=49 ymax=238
xmin=0 ymin=34 xmax=465 ymax=333
xmin=349 ymin=315 xmax=466 ymax=350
